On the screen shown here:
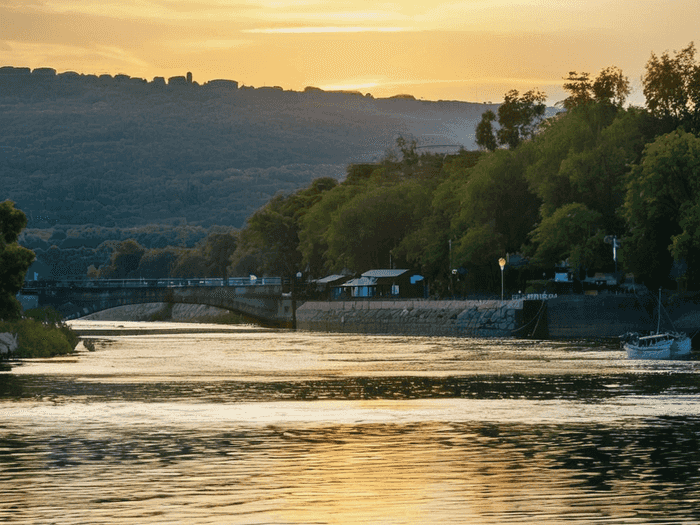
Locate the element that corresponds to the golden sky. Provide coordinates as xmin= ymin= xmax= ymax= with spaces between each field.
xmin=1 ymin=0 xmax=698 ymax=104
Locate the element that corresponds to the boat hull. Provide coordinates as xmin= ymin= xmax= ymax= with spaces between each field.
xmin=624 ymin=334 xmax=692 ymax=360
xmin=671 ymin=336 xmax=692 ymax=357
xmin=625 ymin=340 xmax=673 ymax=360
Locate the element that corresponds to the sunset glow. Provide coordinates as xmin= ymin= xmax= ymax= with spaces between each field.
xmin=1 ymin=0 xmax=698 ymax=104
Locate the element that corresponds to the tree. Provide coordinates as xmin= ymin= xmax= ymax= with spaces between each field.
xmin=234 ymin=177 xmax=338 ymax=277
xmin=0 ymin=201 xmax=35 ymax=320
xmin=643 ymin=42 xmax=700 ymax=131
xmin=99 ymin=239 xmax=146 ymax=278
xmin=323 ymin=181 xmax=429 ymax=272
xmin=528 ymin=202 xmax=605 ymax=270
xmin=138 ymin=247 xmax=180 ymax=278
xmin=393 ymin=151 xmax=483 ymax=295
xmin=592 ymin=66 xmax=631 ymax=106
xmin=562 ymin=72 xmax=593 ymax=109
xmin=623 ymin=129 xmax=700 ymax=287
xmin=475 ymin=110 xmax=498 ymax=151
xmin=171 ymin=249 xmax=208 ymax=278
xmin=497 ymin=89 xmax=547 ymax=149
xmin=474 ymin=89 xmax=547 ymax=150
xmin=525 ymin=103 xmax=644 ymax=220
xmin=561 ymin=67 xmax=630 ymax=109
xmin=454 ymin=148 xmax=539 ymax=255
xmin=202 ymin=230 xmax=237 ymax=282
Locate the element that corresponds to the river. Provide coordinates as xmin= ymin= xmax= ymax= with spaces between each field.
xmin=2 ymin=320 xmax=700 ymax=524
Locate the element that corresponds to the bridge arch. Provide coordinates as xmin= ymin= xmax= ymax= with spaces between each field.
xmin=21 ymin=281 xmax=295 ymax=328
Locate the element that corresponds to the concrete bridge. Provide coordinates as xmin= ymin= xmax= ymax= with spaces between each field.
xmin=20 ymin=279 xmax=296 ymax=328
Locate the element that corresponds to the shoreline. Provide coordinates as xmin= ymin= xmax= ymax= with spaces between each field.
xmin=65 ymin=293 xmax=700 ymax=342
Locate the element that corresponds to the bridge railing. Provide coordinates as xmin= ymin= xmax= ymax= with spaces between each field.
xmin=21 ymin=276 xmax=283 ymax=291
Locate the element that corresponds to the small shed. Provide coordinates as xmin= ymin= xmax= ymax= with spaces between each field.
xmin=313 ymin=274 xmax=352 ymax=299
xmin=340 ymin=269 xmax=423 ymax=298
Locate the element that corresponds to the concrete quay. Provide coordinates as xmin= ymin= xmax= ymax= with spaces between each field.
xmin=296 ymin=294 xmax=700 ymax=341
xmin=296 ymin=299 xmax=527 ymax=338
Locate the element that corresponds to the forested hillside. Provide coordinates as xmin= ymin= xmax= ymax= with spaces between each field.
xmin=1 ymin=67 xmax=492 ymax=229
xmin=1 ymin=66 xmax=498 ymax=279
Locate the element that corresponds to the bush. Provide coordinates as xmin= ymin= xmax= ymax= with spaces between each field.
xmin=0 ymin=317 xmax=79 ymax=358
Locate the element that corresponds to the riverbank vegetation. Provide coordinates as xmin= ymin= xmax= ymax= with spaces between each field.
xmin=230 ymin=42 xmax=700 ymax=295
xmin=0 ymin=308 xmax=79 ymax=358
xmin=1 ymin=202 xmax=80 ymax=359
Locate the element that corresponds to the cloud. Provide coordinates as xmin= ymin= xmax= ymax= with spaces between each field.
xmin=24 ymin=0 xmax=255 ymax=21
xmin=167 ymin=39 xmax=253 ymax=50
xmin=244 ymin=26 xmax=412 ymax=34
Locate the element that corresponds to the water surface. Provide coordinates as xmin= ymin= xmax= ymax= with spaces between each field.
xmin=2 ymin=322 xmax=700 ymax=524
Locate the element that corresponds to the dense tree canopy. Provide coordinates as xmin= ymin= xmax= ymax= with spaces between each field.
xmin=0 ymin=201 xmax=35 ymax=319
xmin=623 ymin=129 xmax=700 ymax=288
xmin=643 ymin=42 xmax=700 ymax=132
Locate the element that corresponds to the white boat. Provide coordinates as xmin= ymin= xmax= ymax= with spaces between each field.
xmin=622 ymin=289 xmax=692 ymax=360
xmin=623 ymin=332 xmax=691 ymax=360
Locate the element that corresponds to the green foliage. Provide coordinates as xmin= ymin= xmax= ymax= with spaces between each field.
xmin=528 ymin=203 xmax=604 ymax=269
xmin=137 ymin=247 xmax=180 ymax=278
xmin=475 ymin=89 xmax=547 ymax=150
xmin=323 ymin=181 xmax=429 ymax=272
xmin=0 ymin=318 xmax=78 ymax=358
xmin=475 ymin=110 xmax=498 ymax=151
xmin=623 ymin=129 xmax=700 ymax=287
xmin=454 ymin=148 xmax=539 ymax=254
xmin=643 ymin=42 xmax=700 ymax=131
xmin=298 ymin=177 xmax=368 ymax=275
xmin=24 ymin=306 xmax=64 ymax=325
xmin=233 ymin=177 xmax=338 ymax=276
xmin=561 ymin=67 xmax=630 ymax=109
xmin=0 ymin=201 xmax=35 ymax=320
xmin=98 ymin=239 xmax=146 ymax=278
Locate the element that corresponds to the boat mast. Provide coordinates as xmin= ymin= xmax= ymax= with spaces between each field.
xmin=657 ymin=287 xmax=661 ymax=334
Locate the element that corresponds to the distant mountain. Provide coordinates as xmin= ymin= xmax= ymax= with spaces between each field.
xmin=1 ymin=66 xmax=497 ymax=229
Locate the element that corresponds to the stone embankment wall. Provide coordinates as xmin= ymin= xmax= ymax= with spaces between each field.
xmin=296 ymin=294 xmax=700 ymax=340
xmin=544 ymin=295 xmax=651 ymax=339
xmin=296 ymin=299 xmax=530 ymax=338
xmin=544 ymin=293 xmax=700 ymax=339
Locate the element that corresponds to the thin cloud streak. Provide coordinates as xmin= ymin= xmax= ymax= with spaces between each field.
xmin=244 ymin=27 xmax=412 ymax=34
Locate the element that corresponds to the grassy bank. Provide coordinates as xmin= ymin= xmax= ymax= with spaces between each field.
xmin=0 ymin=308 xmax=80 ymax=359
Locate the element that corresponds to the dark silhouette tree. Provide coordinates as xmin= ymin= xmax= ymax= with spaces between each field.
xmin=475 ymin=110 xmax=498 ymax=151
xmin=643 ymin=42 xmax=700 ymax=132
xmin=562 ymin=67 xmax=630 ymax=109
xmin=0 ymin=201 xmax=35 ymax=320
xmin=474 ymin=89 xmax=547 ymax=150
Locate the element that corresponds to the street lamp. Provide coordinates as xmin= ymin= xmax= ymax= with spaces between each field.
xmin=498 ymin=257 xmax=506 ymax=303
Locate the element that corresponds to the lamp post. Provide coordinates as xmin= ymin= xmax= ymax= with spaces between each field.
xmin=448 ymin=239 xmax=453 ymax=298
xmin=498 ymin=257 xmax=506 ymax=303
